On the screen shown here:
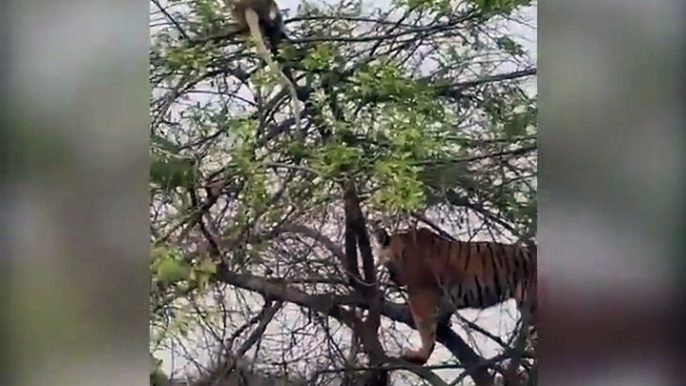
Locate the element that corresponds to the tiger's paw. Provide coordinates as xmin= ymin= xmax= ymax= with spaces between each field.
xmin=402 ymin=349 xmax=430 ymax=365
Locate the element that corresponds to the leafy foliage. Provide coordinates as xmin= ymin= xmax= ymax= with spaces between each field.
xmin=150 ymin=0 xmax=537 ymax=384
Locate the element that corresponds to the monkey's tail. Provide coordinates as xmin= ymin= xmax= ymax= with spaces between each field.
xmin=244 ymin=9 xmax=302 ymax=137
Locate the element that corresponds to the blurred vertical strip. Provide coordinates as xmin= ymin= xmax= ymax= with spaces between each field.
xmin=0 ymin=1 xmax=151 ymax=386
xmin=540 ymin=0 xmax=685 ymax=385
xmin=0 ymin=0 xmax=14 ymax=384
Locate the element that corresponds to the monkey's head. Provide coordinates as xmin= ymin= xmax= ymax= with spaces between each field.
xmin=229 ymin=0 xmax=283 ymax=30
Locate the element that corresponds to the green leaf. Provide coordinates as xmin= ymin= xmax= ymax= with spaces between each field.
xmin=503 ymin=113 xmax=528 ymax=137
xmin=496 ymin=36 xmax=526 ymax=57
xmin=155 ymin=258 xmax=189 ymax=283
xmin=150 ymin=156 xmax=196 ymax=191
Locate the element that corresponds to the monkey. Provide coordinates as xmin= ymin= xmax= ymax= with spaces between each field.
xmin=229 ymin=0 xmax=303 ymax=139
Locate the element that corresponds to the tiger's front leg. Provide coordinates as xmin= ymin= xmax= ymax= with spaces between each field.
xmin=404 ymin=288 xmax=440 ymax=364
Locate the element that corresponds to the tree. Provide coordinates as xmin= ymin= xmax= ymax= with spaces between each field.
xmin=149 ymin=0 xmax=537 ymax=385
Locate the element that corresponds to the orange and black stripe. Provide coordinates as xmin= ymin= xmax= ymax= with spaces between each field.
xmin=373 ymin=226 xmax=537 ymax=363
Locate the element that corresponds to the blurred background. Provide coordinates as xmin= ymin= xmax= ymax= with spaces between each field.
xmin=0 ymin=1 xmax=149 ymax=386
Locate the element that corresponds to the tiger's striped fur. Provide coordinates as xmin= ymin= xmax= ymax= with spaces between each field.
xmin=373 ymin=227 xmax=537 ymax=364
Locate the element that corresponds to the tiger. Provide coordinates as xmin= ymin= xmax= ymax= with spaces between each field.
xmin=372 ymin=226 xmax=537 ymax=364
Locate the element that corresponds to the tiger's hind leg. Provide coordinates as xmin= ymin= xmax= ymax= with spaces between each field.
xmin=404 ymin=288 xmax=440 ymax=364
xmin=514 ymin=282 xmax=537 ymax=352
xmin=514 ymin=303 xmax=537 ymax=353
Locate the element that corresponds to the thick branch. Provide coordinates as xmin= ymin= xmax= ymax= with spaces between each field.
xmin=378 ymin=303 xmax=493 ymax=386
xmin=215 ymin=267 xmax=364 ymax=311
xmin=214 ymin=268 xmax=493 ymax=386
xmin=343 ymin=181 xmax=384 ymax=362
xmin=434 ymin=68 xmax=537 ymax=99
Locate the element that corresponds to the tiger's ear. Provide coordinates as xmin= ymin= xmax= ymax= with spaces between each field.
xmin=370 ymin=220 xmax=391 ymax=247
xmin=375 ymin=229 xmax=390 ymax=247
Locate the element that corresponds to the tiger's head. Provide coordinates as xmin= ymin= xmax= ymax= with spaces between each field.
xmin=369 ymin=221 xmax=405 ymax=287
